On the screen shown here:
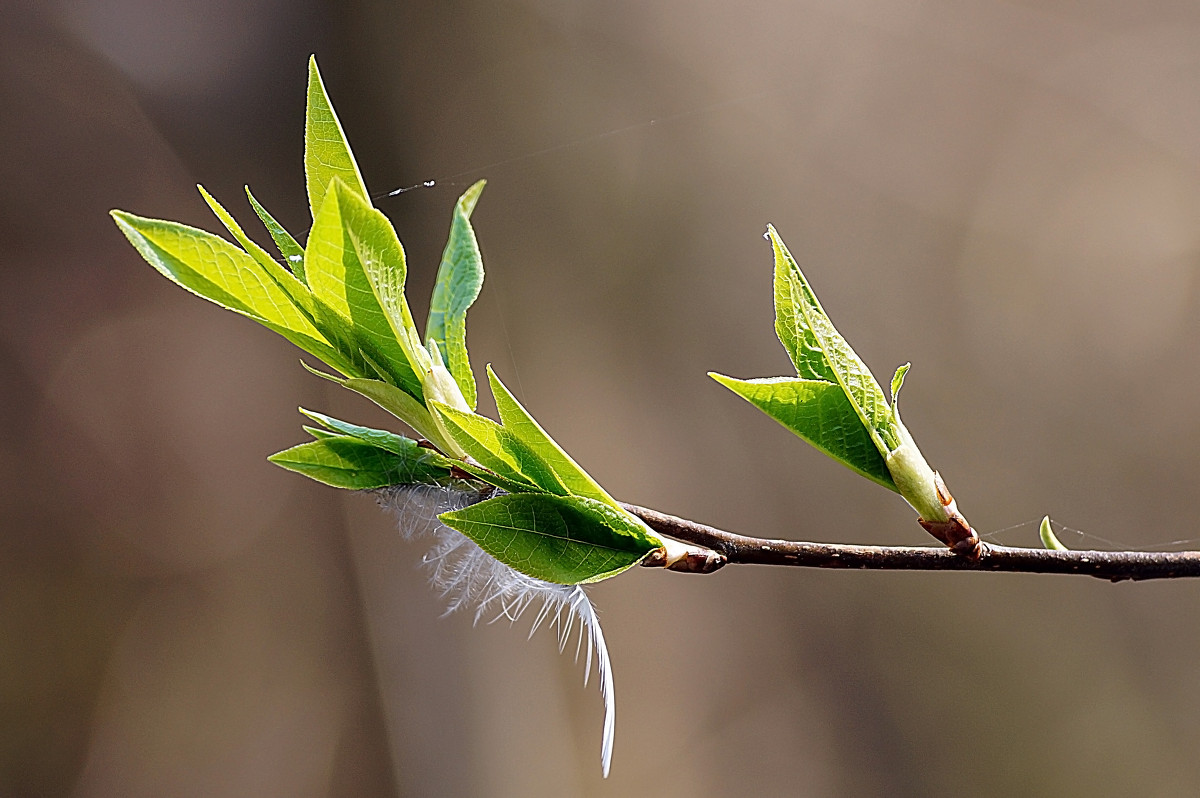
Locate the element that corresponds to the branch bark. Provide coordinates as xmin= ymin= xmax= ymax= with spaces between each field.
xmin=623 ymin=503 xmax=1200 ymax=582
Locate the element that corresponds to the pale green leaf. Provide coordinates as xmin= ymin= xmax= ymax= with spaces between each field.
xmin=268 ymin=434 xmax=450 ymax=489
xmin=110 ymin=210 xmax=357 ymax=373
xmin=438 ymin=493 xmax=661 ymax=584
xmin=486 ymin=366 xmax=618 ymax=507
xmin=304 ymin=55 xmax=369 ymax=220
xmin=246 ymin=186 xmax=306 ymax=281
xmin=710 ymin=373 xmax=897 ymax=491
xmin=426 ymin=180 xmax=486 ymax=408
xmin=1040 ymin=516 xmax=1068 ymax=551
xmin=891 ymin=362 xmax=910 ymax=407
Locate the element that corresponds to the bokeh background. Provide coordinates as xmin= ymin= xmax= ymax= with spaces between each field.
xmin=7 ymin=1 xmax=1200 ymax=795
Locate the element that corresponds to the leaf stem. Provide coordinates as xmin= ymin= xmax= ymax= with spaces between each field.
xmin=622 ymin=504 xmax=1200 ymax=582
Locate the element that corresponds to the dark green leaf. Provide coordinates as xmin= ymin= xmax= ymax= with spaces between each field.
xmin=246 ymin=186 xmax=306 ymax=281
xmin=438 ymin=493 xmax=661 ymax=584
xmin=268 ymin=434 xmax=450 ymax=489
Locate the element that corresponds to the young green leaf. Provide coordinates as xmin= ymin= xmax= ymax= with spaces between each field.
xmin=301 ymin=425 xmax=342 ymax=440
xmin=712 ymin=226 xmax=976 ymax=550
xmin=438 ymin=493 xmax=662 ymax=584
xmin=486 ymin=366 xmax=621 ymax=507
xmin=1039 ymin=516 xmax=1068 ymax=551
xmin=426 ymin=180 xmax=487 ymax=409
xmin=890 ymin=362 xmax=910 ymax=408
xmin=332 ymin=180 xmax=425 ymax=365
xmin=246 ymin=186 xmax=306 ymax=281
xmin=338 ymin=377 xmax=452 ymax=452
xmin=305 ymin=179 xmax=423 ymax=398
xmin=299 ymin=407 xmax=430 ymax=457
xmin=768 ymin=225 xmax=898 ymax=454
xmin=304 ymin=55 xmax=369 ymax=219
xmin=709 ymin=374 xmax=897 ymax=490
xmin=431 ymin=401 xmax=568 ymax=496
xmin=268 ymin=434 xmax=450 ymax=490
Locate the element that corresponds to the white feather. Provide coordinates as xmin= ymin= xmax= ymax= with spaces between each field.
xmin=375 ymin=483 xmax=617 ymax=777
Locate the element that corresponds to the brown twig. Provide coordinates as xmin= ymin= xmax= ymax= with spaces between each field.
xmin=623 ymin=503 xmax=1200 ymax=582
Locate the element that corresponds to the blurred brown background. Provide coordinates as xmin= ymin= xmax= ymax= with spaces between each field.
xmin=7 ymin=0 xmax=1200 ymax=795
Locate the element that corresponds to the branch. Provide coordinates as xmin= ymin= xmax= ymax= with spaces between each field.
xmin=623 ymin=503 xmax=1200 ymax=582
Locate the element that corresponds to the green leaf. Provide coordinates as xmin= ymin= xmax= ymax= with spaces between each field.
xmin=890 ymin=362 xmax=910 ymax=407
xmin=431 ymin=402 xmax=569 ymax=496
xmin=438 ymin=493 xmax=661 ymax=584
xmin=337 ymin=376 xmax=453 ymax=451
xmin=110 ymin=210 xmax=356 ymax=374
xmin=486 ymin=366 xmax=619 ymax=507
xmin=304 ymin=55 xmax=369 ymax=220
xmin=246 ymin=186 xmax=306 ymax=281
xmin=426 ymin=180 xmax=487 ymax=409
xmin=197 ymin=185 xmax=315 ymax=316
xmin=333 ymin=181 xmax=424 ymax=364
xmin=298 ymin=407 xmax=424 ymax=457
xmin=268 ymin=434 xmax=450 ymax=489
xmin=709 ymin=373 xmax=897 ymax=491
xmin=1039 ymin=516 xmax=1068 ymax=551
xmin=305 ymin=180 xmax=423 ymax=398
xmin=768 ymin=226 xmax=898 ymax=454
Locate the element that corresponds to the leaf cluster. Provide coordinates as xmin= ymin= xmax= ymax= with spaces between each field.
xmin=112 ymin=57 xmax=662 ymax=585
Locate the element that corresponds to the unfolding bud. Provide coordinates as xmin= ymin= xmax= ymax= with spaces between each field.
xmin=916 ymin=472 xmax=980 ymax=558
xmin=641 ymin=536 xmax=727 ymax=573
xmin=885 ymin=421 xmax=979 ymax=558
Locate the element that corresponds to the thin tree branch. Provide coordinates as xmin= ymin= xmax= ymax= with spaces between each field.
xmin=623 ymin=503 xmax=1200 ymax=582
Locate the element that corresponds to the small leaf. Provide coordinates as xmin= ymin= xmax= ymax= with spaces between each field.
xmin=890 ymin=363 xmax=910 ymax=407
xmin=709 ymin=373 xmax=897 ymax=491
xmin=268 ymin=435 xmax=450 ymax=489
xmin=486 ymin=366 xmax=619 ymax=507
xmin=431 ymin=401 xmax=569 ymax=496
xmin=305 ymin=55 xmax=369 ymax=220
xmin=246 ymin=186 xmax=306 ymax=281
xmin=298 ymin=407 xmax=424 ymax=456
xmin=768 ymin=226 xmax=898 ymax=454
xmin=438 ymin=493 xmax=662 ymax=584
xmin=1040 ymin=516 xmax=1068 ymax=551
xmin=338 ymin=377 xmax=450 ymax=451
xmin=426 ymin=180 xmax=487 ymax=409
